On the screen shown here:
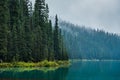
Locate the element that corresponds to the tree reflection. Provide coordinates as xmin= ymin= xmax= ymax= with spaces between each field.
xmin=0 ymin=67 xmax=69 ymax=80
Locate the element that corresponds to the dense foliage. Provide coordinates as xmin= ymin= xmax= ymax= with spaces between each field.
xmin=60 ymin=21 xmax=120 ymax=60
xmin=0 ymin=0 xmax=68 ymax=62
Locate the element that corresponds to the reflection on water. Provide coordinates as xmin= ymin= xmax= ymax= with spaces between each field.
xmin=66 ymin=61 xmax=120 ymax=80
xmin=0 ymin=61 xmax=120 ymax=80
xmin=0 ymin=67 xmax=69 ymax=80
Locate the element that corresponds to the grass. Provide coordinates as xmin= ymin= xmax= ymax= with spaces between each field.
xmin=0 ymin=67 xmax=59 ymax=73
xmin=0 ymin=60 xmax=70 ymax=68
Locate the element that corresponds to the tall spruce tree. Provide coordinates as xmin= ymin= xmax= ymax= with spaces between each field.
xmin=0 ymin=0 xmax=8 ymax=62
xmin=59 ymin=29 xmax=68 ymax=60
xmin=33 ymin=0 xmax=49 ymax=61
xmin=54 ymin=15 xmax=68 ymax=60
xmin=8 ymin=0 xmax=20 ymax=61
xmin=32 ymin=0 xmax=43 ymax=61
xmin=32 ymin=26 xmax=42 ymax=62
xmin=47 ymin=20 xmax=54 ymax=61
xmin=11 ymin=25 xmax=19 ymax=61
xmin=19 ymin=0 xmax=33 ymax=62
xmin=18 ymin=0 xmax=27 ymax=62
xmin=54 ymin=15 xmax=61 ymax=60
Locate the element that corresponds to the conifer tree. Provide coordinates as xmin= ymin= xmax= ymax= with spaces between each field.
xmin=32 ymin=26 xmax=42 ymax=62
xmin=32 ymin=0 xmax=43 ymax=61
xmin=54 ymin=15 xmax=61 ymax=60
xmin=0 ymin=0 xmax=8 ymax=62
xmin=47 ymin=20 xmax=54 ymax=61
xmin=33 ymin=0 xmax=49 ymax=61
xmin=59 ymin=29 xmax=68 ymax=60
xmin=20 ymin=0 xmax=33 ymax=61
xmin=54 ymin=15 xmax=68 ymax=60
xmin=11 ymin=25 xmax=19 ymax=61
xmin=8 ymin=0 xmax=20 ymax=61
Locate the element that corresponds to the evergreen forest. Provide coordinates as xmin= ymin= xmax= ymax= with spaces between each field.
xmin=59 ymin=21 xmax=120 ymax=60
xmin=0 ymin=0 xmax=68 ymax=62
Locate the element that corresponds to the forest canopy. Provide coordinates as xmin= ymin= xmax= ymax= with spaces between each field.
xmin=0 ymin=0 xmax=68 ymax=62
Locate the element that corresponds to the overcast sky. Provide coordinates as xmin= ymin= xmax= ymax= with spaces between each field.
xmin=31 ymin=0 xmax=120 ymax=34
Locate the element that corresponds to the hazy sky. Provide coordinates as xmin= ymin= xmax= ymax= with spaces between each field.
xmin=31 ymin=0 xmax=120 ymax=34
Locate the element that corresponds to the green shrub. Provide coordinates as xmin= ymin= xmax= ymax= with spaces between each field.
xmin=0 ymin=60 xmax=70 ymax=68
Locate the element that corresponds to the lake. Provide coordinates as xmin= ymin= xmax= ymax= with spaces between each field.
xmin=0 ymin=61 xmax=120 ymax=80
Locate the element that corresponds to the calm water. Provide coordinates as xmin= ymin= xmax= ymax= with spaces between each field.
xmin=0 ymin=61 xmax=120 ymax=80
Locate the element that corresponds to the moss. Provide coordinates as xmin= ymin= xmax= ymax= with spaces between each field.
xmin=0 ymin=60 xmax=70 ymax=68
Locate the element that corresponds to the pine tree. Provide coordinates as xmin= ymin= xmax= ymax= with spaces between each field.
xmin=53 ymin=15 xmax=68 ymax=60
xmin=8 ymin=0 xmax=20 ymax=61
xmin=44 ymin=3 xmax=50 ymax=60
xmin=47 ymin=20 xmax=54 ymax=61
xmin=32 ymin=26 xmax=42 ymax=62
xmin=11 ymin=25 xmax=19 ymax=61
xmin=9 ymin=0 xmax=20 ymax=30
xmin=33 ymin=0 xmax=49 ymax=61
xmin=54 ymin=15 xmax=61 ymax=60
xmin=32 ymin=0 xmax=43 ymax=61
xmin=19 ymin=0 xmax=33 ymax=62
xmin=59 ymin=29 xmax=68 ymax=60
xmin=0 ymin=0 xmax=8 ymax=62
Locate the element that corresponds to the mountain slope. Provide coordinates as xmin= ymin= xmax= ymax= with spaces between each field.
xmin=59 ymin=21 xmax=120 ymax=60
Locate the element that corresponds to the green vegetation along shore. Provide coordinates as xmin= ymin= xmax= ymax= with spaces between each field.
xmin=0 ymin=60 xmax=70 ymax=68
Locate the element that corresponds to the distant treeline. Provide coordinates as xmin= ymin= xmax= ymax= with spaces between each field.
xmin=60 ymin=21 xmax=120 ymax=60
xmin=0 ymin=0 xmax=68 ymax=62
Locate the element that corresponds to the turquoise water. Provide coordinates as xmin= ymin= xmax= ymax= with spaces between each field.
xmin=0 ymin=61 xmax=120 ymax=80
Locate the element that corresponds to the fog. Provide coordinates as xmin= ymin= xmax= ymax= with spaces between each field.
xmin=30 ymin=0 xmax=120 ymax=34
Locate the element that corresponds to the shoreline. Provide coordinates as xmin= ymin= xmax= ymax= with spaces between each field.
xmin=0 ymin=60 xmax=70 ymax=68
xmin=70 ymin=59 xmax=120 ymax=62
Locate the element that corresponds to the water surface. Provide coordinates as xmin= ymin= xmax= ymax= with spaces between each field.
xmin=0 ymin=61 xmax=120 ymax=80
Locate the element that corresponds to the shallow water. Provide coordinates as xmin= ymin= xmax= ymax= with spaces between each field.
xmin=0 ymin=61 xmax=120 ymax=80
